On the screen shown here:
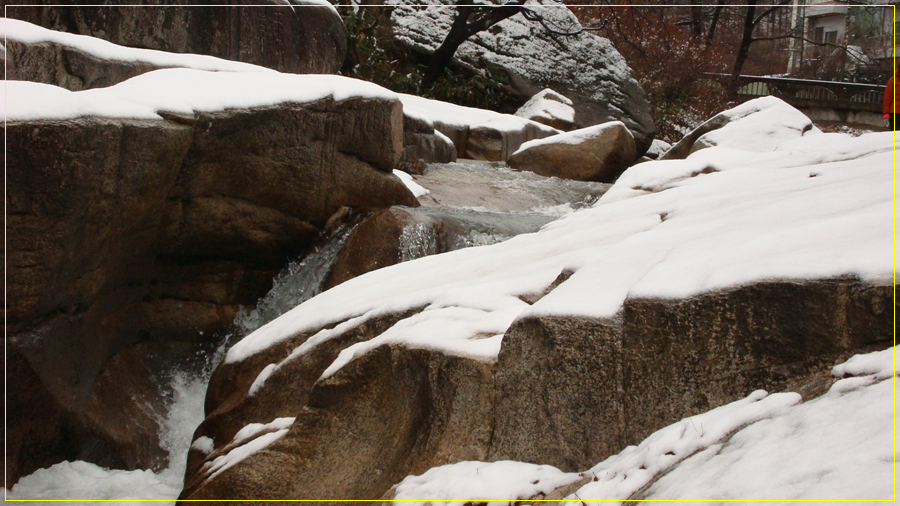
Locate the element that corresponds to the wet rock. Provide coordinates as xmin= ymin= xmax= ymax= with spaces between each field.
xmin=508 ymin=121 xmax=636 ymax=182
xmin=5 ymin=93 xmax=415 ymax=484
xmin=515 ymin=88 xmax=577 ymax=131
xmin=8 ymin=1 xmax=347 ymax=75
xmin=391 ymin=1 xmax=656 ymax=156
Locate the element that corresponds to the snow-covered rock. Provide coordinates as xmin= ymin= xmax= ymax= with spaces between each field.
xmin=388 ymin=347 xmax=897 ymax=504
xmin=5 ymin=69 xmax=418 ymax=485
xmin=663 ymin=96 xmax=818 ymax=160
xmin=390 ymin=0 xmax=656 ymax=156
xmin=400 ymin=93 xmax=561 ymax=161
xmin=2 ymin=18 xmax=272 ymax=91
xmin=6 ymin=1 xmax=346 ymax=75
xmin=508 ymin=121 xmax=637 ymax=182
xmin=181 ymin=100 xmax=895 ymax=500
xmin=515 ymin=88 xmax=577 ymax=131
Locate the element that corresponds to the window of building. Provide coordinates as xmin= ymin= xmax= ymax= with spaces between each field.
xmin=825 ymin=30 xmax=838 ymax=44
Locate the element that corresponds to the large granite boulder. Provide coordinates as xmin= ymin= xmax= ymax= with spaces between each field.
xmin=5 ymin=71 xmax=416 ymax=485
xmin=6 ymin=0 xmax=346 ymax=75
xmin=508 ymin=121 xmax=636 ymax=182
xmin=3 ymin=18 xmax=272 ymax=91
xmin=391 ymin=0 xmax=656 ymax=156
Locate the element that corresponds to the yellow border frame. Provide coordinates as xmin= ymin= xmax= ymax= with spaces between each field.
xmin=2 ymin=2 xmax=897 ymax=503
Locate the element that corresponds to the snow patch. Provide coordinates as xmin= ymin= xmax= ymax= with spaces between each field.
xmin=394 ymin=169 xmax=431 ymax=198
xmin=392 ymin=460 xmax=583 ymax=506
xmin=511 ymin=121 xmax=632 ymax=156
xmin=7 ymin=68 xmax=398 ymax=122
xmin=399 ymin=93 xmax=559 ymax=136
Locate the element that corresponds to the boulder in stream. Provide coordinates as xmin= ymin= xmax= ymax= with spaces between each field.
xmin=508 ymin=121 xmax=636 ymax=182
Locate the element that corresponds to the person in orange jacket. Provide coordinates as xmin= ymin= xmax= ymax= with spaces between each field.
xmin=883 ymin=58 xmax=900 ymax=129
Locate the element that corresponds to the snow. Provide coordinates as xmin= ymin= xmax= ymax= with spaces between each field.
xmin=6 ymin=69 xmax=398 ymax=122
xmin=201 ymin=417 xmax=296 ymax=482
xmin=394 ymin=169 xmax=431 ymax=198
xmin=515 ymin=88 xmax=575 ymax=124
xmin=190 ymin=436 xmax=215 ymax=455
xmin=694 ymin=96 xmax=820 ymax=152
xmin=388 ymin=347 xmax=897 ymax=504
xmin=399 ymin=93 xmax=560 ymax=136
xmin=1 ymin=18 xmax=272 ymax=73
xmin=563 ymin=390 xmax=802 ymax=504
xmin=511 ymin=121 xmax=632 ymax=156
xmin=3 ymin=370 xmax=211 ymax=505
xmin=602 ymin=347 xmax=899 ymax=504
xmin=224 ymin=98 xmax=895 ymax=370
xmin=392 ymin=460 xmax=583 ymax=506
xmin=2 ymin=461 xmax=181 ymax=505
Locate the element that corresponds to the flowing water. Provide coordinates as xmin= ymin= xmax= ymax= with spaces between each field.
xmin=5 ymin=160 xmax=609 ymax=502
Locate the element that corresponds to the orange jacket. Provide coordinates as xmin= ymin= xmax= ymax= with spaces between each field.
xmin=884 ymin=71 xmax=900 ymax=114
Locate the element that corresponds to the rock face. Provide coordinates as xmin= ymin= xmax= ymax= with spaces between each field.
xmin=6 ymin=87 xmax=416 ymax=484
xmin=180 ymin=278 xmax=895 ymax=500
xmin=391 ymin=1 xmax=656 ymax=156
xmin=398 ymin=114 xmax=457 ymax=171
xmin=3 ymin=18 xmax=272 ymax=91
xmin=515 ymin=88 xmax=577 ymax=131
xmin=5 ymin=38 xmax=166 ymax=90
xmin=490 ymin=279 xmax=895 ymax=471
xmin=508 ymin=121 xmax=636 ymax=182
xmin=7 ymin=1 xmax=347 ymax=75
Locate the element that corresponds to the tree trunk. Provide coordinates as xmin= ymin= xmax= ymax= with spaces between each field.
xmin=731 ymin=1 xmax=758 ymax=93
xmin=421 ymin=1 xmax=525 ymax=90
xmin=422 ymin=6 xmax=475 ymax=89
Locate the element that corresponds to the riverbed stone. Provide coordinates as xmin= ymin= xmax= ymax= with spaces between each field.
xmin=508 ymin=121 xmax=636 ymax=182
xmin=515 ymin=88 xmax=577 ymax=131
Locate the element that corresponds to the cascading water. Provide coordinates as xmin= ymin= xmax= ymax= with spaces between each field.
xmin=4 ymin=159 xmax=610 ymax=502
xmin=3 ymin=340 xmax=229 ymax=505
xmin=234 ymin=217 xmax=362 ymax=338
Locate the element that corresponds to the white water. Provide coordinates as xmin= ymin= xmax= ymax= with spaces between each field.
xmin=3 ymin=344 xmax=227 ymax=504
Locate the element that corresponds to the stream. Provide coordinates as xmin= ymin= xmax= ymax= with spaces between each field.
xmin=3 ymin=160 xmax=609 ymax=504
